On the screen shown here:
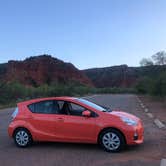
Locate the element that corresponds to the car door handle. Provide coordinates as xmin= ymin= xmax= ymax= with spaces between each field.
xmin=57 ymin=118 xmax=64 ymax=122
xmin=27 ymin=115 xmax=33 ymax=119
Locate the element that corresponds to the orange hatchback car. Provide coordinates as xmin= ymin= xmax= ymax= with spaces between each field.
xmin=8 ymin=97 xmax=144 ymax=152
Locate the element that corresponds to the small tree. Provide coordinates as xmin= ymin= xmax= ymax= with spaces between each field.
xmin=140 ymin=58 xmax=154 ymax=66
xmin=152 ymin=51 xmax=166 ymax=65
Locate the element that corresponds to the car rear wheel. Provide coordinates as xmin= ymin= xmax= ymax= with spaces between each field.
xmin=99 ymin=129 xmax=125 ymax=152
xmin=14 ymin=128 xmax=32 ymax=147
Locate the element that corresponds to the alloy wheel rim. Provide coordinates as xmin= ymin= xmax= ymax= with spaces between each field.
xmin=102 ymin=132 xmax=120 ymax=150
xmin=15 ymin=130 xmax=29 ymax=146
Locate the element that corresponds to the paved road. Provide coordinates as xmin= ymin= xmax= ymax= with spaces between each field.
xmin=0 ymin=94 xmax=165 ymax=166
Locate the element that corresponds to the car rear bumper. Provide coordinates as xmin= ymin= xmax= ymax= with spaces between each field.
xmin=8 ymin=123 xmax=14 ymax=137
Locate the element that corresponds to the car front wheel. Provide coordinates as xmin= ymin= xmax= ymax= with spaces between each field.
xmin=14 ymin=128 xmax=32 ymax=147
xmin=99 ymin=129 xmax=125 ymax=152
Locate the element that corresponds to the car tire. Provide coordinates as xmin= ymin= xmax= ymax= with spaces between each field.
xmin=99 ymin=129 xmax=125 ymax=152
xmin=14 ymin=128 xmax=32 ymax=147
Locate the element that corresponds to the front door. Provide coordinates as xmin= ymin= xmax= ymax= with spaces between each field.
xmin=55 ymin=101 xmax=97 ymax=143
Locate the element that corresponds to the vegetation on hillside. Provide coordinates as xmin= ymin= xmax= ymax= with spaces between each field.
xmin=0 ymin=81 xmax=135 ymax=106
xmin=0 ymin=51 xmax=166 ymax=107
xmin=135 ymin=71 xmax=166 ymax=96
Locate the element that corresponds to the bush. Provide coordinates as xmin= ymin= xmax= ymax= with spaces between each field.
xmin=0 ymin=82 xmax=94 ymax=105
xmin=135 ymin=77 xmax=154 ymax=94
xmin=135 ymin=72 xmax=166 ymax=97
xmin=151 ymin=72 xmax=166 ymax=96
xmin=4 ymin=76 xmax=166 ymax=106
xmin=0 ymin=82 xmax=28 ymax=104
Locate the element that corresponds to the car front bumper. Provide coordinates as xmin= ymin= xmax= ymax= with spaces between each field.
xmin=125 ymin=120 xmax=144 ymax=145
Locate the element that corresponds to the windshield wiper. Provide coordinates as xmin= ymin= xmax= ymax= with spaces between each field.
xmin=106 ymin=108 xmax=112 ymax=112
xmin=102 ymin=107 xmax=112 ymax=112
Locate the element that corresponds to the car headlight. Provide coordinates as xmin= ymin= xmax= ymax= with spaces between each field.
xmin=121 ymin=117 xmax=137 ymax=126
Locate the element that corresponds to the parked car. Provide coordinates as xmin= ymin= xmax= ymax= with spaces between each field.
xmin=8 ymin=97 xmax=144 ymax=152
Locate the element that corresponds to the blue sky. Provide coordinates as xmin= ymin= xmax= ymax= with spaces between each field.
xmin=0 ymin=0 xmax=166 ymax=69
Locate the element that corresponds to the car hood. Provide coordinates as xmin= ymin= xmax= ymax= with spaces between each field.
xmin=109 ymin=111 xmax=139 ymax=121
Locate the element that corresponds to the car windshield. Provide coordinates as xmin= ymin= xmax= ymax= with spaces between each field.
xmin=77 ymin=98 xmax=112 ymax=112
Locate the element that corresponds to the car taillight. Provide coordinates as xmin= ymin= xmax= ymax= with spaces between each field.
xmin=11 ymin=107 xmax=18 ymax=120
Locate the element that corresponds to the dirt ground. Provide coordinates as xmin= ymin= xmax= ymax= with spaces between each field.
xmin=0 ymin=94 xmax=165 ymax=166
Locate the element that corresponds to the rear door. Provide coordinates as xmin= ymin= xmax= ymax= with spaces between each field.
xmin=28 ymin=100 xmax=59 ymax=141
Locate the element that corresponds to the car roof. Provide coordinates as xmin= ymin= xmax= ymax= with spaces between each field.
xmin=17 ymin=96 xmax=78 ymax=106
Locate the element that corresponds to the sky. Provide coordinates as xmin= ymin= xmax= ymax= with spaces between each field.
xmin=0 ymin=0 xmax=166 ymax=69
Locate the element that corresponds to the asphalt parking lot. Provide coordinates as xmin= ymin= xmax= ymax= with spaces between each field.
xmin=0 ymin=94 xmax=165 ymax=166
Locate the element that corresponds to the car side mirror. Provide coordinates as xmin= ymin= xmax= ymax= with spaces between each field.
xmin=82 ymin=110 xmax=91 ymax=117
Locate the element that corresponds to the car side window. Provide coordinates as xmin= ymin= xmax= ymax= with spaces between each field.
xmin=58 ymin=101 xmax=65 ymax=110
xmin=56 ymin=101 xmax=85 ymax=116
xmin=68 ymin=102 xmax=98 ymax=117
xmin=28 ymin=100 xmax=59 ymax=114
xmin=69 ymin=103 xmax=85 ymax=116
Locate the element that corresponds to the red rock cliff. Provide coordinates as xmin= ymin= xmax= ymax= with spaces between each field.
xmin=1 ymin=55 xmax=93 ymax=87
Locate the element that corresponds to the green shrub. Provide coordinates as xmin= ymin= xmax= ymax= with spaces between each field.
xmin=135 ymin=72 xmax=166 ymax=97
xmin=135 ymin=77 xmax=154 ymax=94
xmin=3 ymin=75 xmax=166 ymax=107
xmin=151 ymin=72 xmax=166 ymax=96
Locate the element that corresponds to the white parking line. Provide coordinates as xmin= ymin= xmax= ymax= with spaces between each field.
xmin=147 ymin=113 xmax=154 ymax=118
xmin=160 ymin=159 xmax=166 ymax=166
xmin=154 ymin=119 xmax=165 ymax=129
xmin=137 ymin=96 xmax=165 ymax=129
xmin=141 ymin=104 xmax=145 ymax=108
